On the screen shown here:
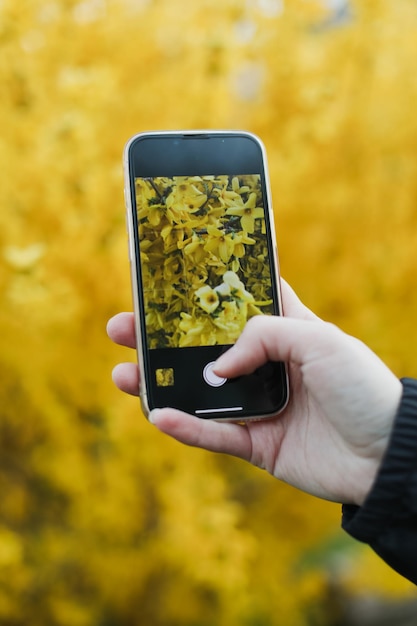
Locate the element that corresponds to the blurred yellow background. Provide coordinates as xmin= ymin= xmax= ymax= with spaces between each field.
xmin=1 ymin=0 xmax=417 ymax=624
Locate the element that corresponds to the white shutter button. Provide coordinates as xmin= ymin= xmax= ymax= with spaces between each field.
xmin=203 ymin=362 xmax=227 ymax=387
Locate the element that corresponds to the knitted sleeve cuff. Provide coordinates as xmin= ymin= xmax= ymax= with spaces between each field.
xmin=342 ymin=378 xmax=417 ymax=541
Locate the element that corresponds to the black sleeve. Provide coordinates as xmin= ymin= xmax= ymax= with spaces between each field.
xmin=342 ymin=378 xmax=417 ymax=585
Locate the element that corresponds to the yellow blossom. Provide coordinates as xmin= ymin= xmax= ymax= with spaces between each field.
xmin=213 ymin=300 xmax=244 ymax=341
xmin=225 ymin=192 xmax=264 ymax=234
xmin=222 ymin=270 xmax=254 ymax=304
xmin=165 ymin=178 xmax=208 ymax=215
xmin=195 ymin=285 xmax=220 ymax=313
xmin=232 ymin=176 xmax=250 ymax=195
xmin=3 ymin=243 xmax=45 ymax=271
xmin=136 ymin=179 xmax=167 ymax=226
xmin=178 ymin=313 xmax=215 ymax=347
xmin=180 ymin=233 xmax=207 ymax=264
xmin=204 ymin=225 xmax=238 ymax=263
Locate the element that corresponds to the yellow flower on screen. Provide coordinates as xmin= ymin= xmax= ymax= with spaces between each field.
xmin=204 ymin=225 xmax=238 ymax=263
xmin=213 ymin=300 xmax=242 ymax=335
xmin=225 ymin=192 xmax=264 ymax=234
xmin=166 ymin=178 xmax=208 ymax=214
xmin=181 ymin=234 xmax=207 ymax=264
xmin=178 ymin=313 xmax=214 ymax=347
xmin=136 ymin=179 xmax=166 ymax=226
xmin=138 ymin=203 xmax=165 ymax=227
xmin=222 ymin=271 xmax=254 ymax=304
xmin=231 ymin=176 xmax=250 ymax=195
xmin=195 ymin=285 xmax=220 ymax=314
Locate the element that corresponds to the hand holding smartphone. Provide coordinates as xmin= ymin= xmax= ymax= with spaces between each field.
xmin=123 ymin=131 xmax=288 ymax=421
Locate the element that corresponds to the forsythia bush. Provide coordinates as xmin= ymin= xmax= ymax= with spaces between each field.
xmin=1 ymin=1 xmax=417 ymax=625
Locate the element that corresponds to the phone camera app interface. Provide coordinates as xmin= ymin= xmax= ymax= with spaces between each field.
xmin=135 ymin=173 xmax=280 ymax=415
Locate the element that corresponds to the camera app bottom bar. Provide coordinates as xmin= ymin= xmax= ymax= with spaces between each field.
xmin=148 ymin=345 xmax=287 ymax=418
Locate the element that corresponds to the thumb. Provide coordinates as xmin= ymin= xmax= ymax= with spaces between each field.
xmin=213 ymin=315 xmax=336 ymax=378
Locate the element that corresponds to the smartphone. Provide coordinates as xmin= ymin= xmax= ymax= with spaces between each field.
xmin=123 ymin=130 xmax=288 ymax=421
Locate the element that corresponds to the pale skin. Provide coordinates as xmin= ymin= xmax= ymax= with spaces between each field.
xmin=106 ymin=280 xmax=402 ymax=507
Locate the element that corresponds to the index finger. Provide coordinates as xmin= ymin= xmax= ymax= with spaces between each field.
xmin=107 ymin=312 xmax=136 ymax=349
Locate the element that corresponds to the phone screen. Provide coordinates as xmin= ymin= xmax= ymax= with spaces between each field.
xmin=125 ymin=132 xmax=288 ymax=419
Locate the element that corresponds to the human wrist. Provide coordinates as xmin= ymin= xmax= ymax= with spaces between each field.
xmin=346 ymin=376 xmax=402 ymax=506
xmin=343 ymin=378 xmax=417 ymax=532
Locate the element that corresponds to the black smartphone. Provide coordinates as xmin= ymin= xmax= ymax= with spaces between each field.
xmin=123 ymin=130 xmax=288 ymax=421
